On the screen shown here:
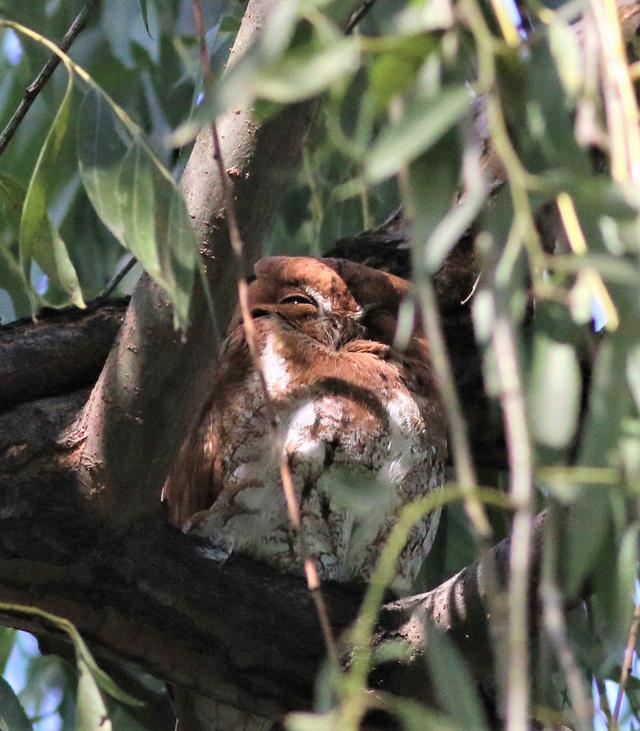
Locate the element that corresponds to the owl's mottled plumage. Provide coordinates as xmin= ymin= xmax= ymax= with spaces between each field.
xmin=163 ymin=256 xmax=446 ymax=592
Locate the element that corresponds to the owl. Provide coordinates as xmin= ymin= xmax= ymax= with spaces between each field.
xmin=163 ymin=256 xmax=447 ymax=593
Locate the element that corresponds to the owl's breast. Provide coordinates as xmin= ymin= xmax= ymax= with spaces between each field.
xmin=199 ymin=328 xmax=444 ymax=588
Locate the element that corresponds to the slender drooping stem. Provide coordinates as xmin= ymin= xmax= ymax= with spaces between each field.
xmin=0 ymin=0 xmax=101 ymax=157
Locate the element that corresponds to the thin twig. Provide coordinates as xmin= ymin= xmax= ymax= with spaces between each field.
xmin=460 ymin=0 xmax=543 ymax=725
xmin=590 ymin=0 xmax=640 ymax=184
xmin=345 ymin=0 xmax=375 ymax=35
xmin=614 ymin=602 xmax=640 ymax=721
xmin=0 ymin=0 xmax=101 ymax=157
xmin=492 ymin=312 xmax=534 ymax=731
xmin=98 ymin=256 xmax=137 ymax=300
xmin=190 ymin=0 xmax=338 ymax=664
xmin=585 ymin=599 xmax=614 ymax=727
xmin=417 ymin=276 xmax=492 ymax=539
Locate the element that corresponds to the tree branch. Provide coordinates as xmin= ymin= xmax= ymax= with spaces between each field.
xmin=0 ymin=299 xmax=125 ymax=410
xmin=0 ymin=431 xmax=555 ymax=720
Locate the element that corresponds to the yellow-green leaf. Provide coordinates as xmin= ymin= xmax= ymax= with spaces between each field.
xmin=78 ymin=87 xmax=196 ymax=329
xmin=19 ymin=73 xmax=84 ymax=309
xmin=366 ymin=87 xmax=471 ymax=183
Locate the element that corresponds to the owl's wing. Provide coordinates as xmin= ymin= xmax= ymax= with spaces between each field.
xmin=162 ymin=328 xmax=252 ymax=529
xmin=162 ymin=410 xmax=216 ymax=528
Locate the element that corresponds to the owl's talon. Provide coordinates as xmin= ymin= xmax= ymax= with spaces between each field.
xmin=182 ymin=509 xmax=213 ymax=534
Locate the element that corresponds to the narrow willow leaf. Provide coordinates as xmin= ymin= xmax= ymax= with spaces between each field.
xmin=78 ymin=87 xmax=196 ymax=329
xmin=395 ymin=0 xmax=455 ymax=33
xmin=168 ymin=38 xmax=359 ymax=148
xmin=409 ymin=133 xmax=464 ymax=273
xmin=529 ymin=335 xmax=581 ymax=449
xmin=0 ymin=245 xmax=31 ymax=319
xmin=371 ymin=638 xmax=414 ymax=664
xmin=366 ymin=87 xmax=471 ymax=182
xmin=0 ymin=170 xmax=25 ymax=230
xmin=138 ymin=0 xmax=151 ymax=36
xmin=548 ymin=15 xmax=582 ymax=99
xmin=368 ymin=35 xmax=437 ymax=96
xmin=424 ymin=621 xmax=490 ymax=730
xmin=0 ymin=626 xmax=16 ymax=675
xmin=600 ymin=524 xmax=638 ymax=647
xmin=0 ymin=172 xmax=31 ymax=316
xmin=251 ymin=38 xmax=360 ymax=103
xmin=19 ymin=73 xmax=84 ymax=309
xmin=627 ymin=345 xmax=640 ymax=414
xmin=76 ymin=658 xmax=112 ymax=731
xmin=286 ymin=711 xmax=340 ymax=731
xmin=424 ymin=187 xmax=485 ymax=272
xmin=73 ymin=630 xmax=143 ymax=706
xmin=0 ymin=677 xmax=33 ymax=731
xmin=0 ymin=602 xmax=143 ymax=711
xmin=386 ymin=701 xmax=457 ymax=731
xmin=565 ymin=338 xmax=633 ymax=596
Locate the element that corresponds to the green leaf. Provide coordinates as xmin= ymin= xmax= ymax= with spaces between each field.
xmin=0 ymin=245 xmax=31 ymax=319
xmin=369 ymin=35 xmax=438 ymax=112
xmin=77 ymin=88 xmax=196 ymax=329
xmin=366 ymin=87 xmax=471 ymax=182
xmin=286 ymin=711 xmax=340 ymax=731
xmin=627 ymin=346 xmax=640 ymax=414
xmin=529 ymin=335 xmax=581 ymax=449
xmin=168 ymin=37 xmax=360 ymax=148
xmin=76 ymin=658 xmax=112 ymax=731
xmin=371 ymin=638 xmax=414 ymax=665
xmin=0 ymin=603 xmax=143 ymax=712
xmin=565 ymin=489 xmax=611 ymax=598
xmin=424 ymin=621 xmax=490 ymax=731
xmin=565 ymin=337 xmax=634 ymax=595
xmin=19 ymin=72 xmax=84 ymax=309
xmin=251 ymin=38 xmax=360 ymax=103
xmin=547 ymin=15 xmax=583 ymax=99
xmin=395 ymin=0 xmax=455 ymax=33
xmin=138 ymin=0 xmax=151 ymax=37
xmin=0 ymin=626 xmax=16 ymax=675
xmin=220 ymin=16 xmax=242 ymax=34
xmin=409 ymin=131 xmax=478 ymax=274
xmin=595 ymin=524 xmax=638 ymax=648
xmin=73 ymin=632 xmax=143 ymax=707
xmin=387 ymin=700 xmax=458 ymax=731
xmin=0 ymin=171 xmax=25 ymax=231
xmin=0 ymin=676 xmax=33 ymax=731
xmin=0 ymin=167 xmax=28 ymax=324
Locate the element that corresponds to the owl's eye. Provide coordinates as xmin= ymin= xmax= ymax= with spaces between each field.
xmin=278 ymin=293 xmax=317 ymax=307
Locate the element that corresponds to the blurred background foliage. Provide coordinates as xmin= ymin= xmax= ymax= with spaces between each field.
xmin=0 ymin=0 xmax=639 ymax=729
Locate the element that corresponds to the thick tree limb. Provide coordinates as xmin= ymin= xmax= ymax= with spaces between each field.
xmin=74 ymin=0 xmax=323 ymax=523
xmin=0 ymin=300 xmax=125 ymax=410
xmin=0 ymin=423 xmax=552 ymax=719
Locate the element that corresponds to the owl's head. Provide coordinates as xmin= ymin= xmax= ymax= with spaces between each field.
xmin=230 ymin=256 xmax=415 ymax=349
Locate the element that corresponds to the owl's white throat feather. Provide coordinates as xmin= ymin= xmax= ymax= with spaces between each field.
xmin=259 ymin=332 xmax=290 ymax=397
